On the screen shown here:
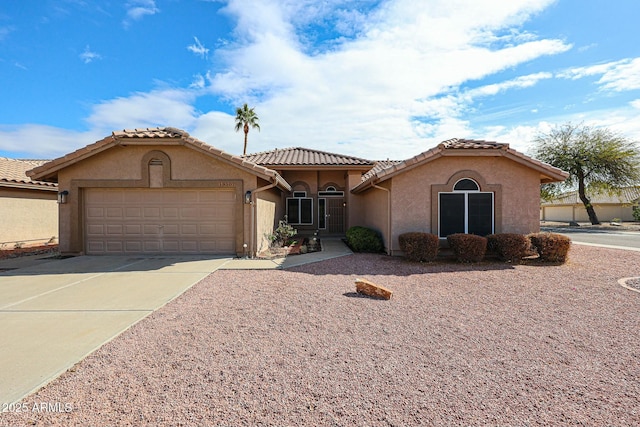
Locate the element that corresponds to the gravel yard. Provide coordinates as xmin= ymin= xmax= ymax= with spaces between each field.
xmin=2 ymin=245 xmax=640 ymax=426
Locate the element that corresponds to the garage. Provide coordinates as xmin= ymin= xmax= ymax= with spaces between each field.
xmin=84 ymin=188 xmax=237 ymax=255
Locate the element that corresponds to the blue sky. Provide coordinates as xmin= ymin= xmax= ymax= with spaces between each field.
xmin=1 ymin=0 xmax=639 ymax=161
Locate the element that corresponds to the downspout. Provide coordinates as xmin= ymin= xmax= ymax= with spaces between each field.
xmin=372 ymin=184 xmax=392 ymax=255
xmin=249 ymin=181 xmax=278 ymax=258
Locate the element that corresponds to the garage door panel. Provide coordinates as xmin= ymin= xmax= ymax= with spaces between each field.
xmin=162 ymin=224 xmax=180 ymax=235
xmin=106 ymin=224 xmax=123 ymax=235
xmin=143 ymin=207 xmax=161 ymax=218
xmin=125 ymin=241 xmax=143 ymax=252
xmin=85 ymin=188 xmax=237 ymax=255
xmin=163 ymin=207 xmax=179 ymax=218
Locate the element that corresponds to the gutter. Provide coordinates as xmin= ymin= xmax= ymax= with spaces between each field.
xmin=372 ymin=184 xmax=392 ymax=255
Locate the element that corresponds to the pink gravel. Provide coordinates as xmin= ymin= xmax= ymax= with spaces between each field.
xmin=2 ymin=245 xmax=640 ymax=426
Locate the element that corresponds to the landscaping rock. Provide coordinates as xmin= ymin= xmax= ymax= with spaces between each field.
xmin=355 ymin=278 xmax=393 ymax=300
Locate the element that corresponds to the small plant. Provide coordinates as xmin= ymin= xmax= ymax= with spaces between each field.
xmin=528 ymin=232 xmax=571 ymax=263
xmin=268 ymin=220 xmax=297 ymax=248
xmin=346 ymin=226 xmax=384 ymax=253
xmin=398 ymin=232 xmax=439 ymax=262
xmin=447 ymin=234 xmax=487 ymax=263
xmin=633 ymin=206 xmax=640 ymax=221
xmin=487 ymin=233 xmax=529 ymax=263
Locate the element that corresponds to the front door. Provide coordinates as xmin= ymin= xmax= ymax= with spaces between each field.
xmin=319 ymin=198 xmax=345 ymax=234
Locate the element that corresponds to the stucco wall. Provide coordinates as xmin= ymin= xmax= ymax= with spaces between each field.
xmin=255 ymin=186 xmax=282 ymax=255
xmin=358 ymin=154 xmax=543 ymax=254
xmin=542 ymin=204 xmax=636 ymax=222
xmin=357 ymin=181 xmax=391 ymax=251
xmin=55 ymin=144 xmax=261 ymax=254
xmin=0 ymin=188 xmax=58 ymax=247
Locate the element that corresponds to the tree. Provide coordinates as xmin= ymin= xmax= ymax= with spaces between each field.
xmin=532 ymin=123 xmax=640 ymax=225
xmin=234 ymin=103 xmax=260 ymax=155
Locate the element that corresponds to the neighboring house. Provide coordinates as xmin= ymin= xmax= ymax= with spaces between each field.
xmin=0 ymin=157 xmax=58 ymax=248
xmin=540 ymin=187 xmax=640 ymax=223
xmin=28 ymin=128 xmax=567 ymax=256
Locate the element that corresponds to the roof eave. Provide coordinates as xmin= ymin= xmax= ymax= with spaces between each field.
xmin=0 ymin=181 xmax=58 ymax=191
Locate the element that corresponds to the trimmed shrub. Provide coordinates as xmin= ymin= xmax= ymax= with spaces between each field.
xmin=398 ymin=232 xmax=439 ymax=262
xmin=346 ymin=226 xmax=384 ymax=253
xmin=447 ymin=233 xmax=487 ymax=263
xmin=487 ymin=233 xmax=529 ymax=263
xmin=528 ymin=232 xmax=571 ymax=263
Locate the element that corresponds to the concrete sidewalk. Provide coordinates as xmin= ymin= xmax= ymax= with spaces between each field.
xmin=218 ymin=237 xmax=353 ymax=270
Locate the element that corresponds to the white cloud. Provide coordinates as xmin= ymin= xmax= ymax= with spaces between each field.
xmin=123 ymin=0 xmax=159 ymax=27
xmin=202 ymin=0 xmax=569 ymax=159
xmin=558 ymin=58 xmax=640 ymax=92
xmin=187 ymin=37 xmax=209 ymax=58
xmin=85 ymin=88 xmax=198 ymax=132
xmin=79 ymin=45 xmax=102 ymax=64
xmin=0 ymin=125 xmax=103 ymax=159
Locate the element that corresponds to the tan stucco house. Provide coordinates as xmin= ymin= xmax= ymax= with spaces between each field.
xmin=28 ymin=127 xmax=567 ymax=256
xmin=1 ymin=157 xmax=58 ymax=247
xmin=541 ymin=186 xmax=640 ymax=223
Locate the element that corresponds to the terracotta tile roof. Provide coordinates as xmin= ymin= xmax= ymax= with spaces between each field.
xmin=542 ymin=186 xmax=640 ymax=206
xmin=244 ymin=147 xmax=374 ymax=168
xmin=352 ymin=138 xmax=569 ymax=193
xmin=112 ymin=128 xmax=186 ymax=139
xmin=361 ymin=160 xmax=403 ymax=182
xmin=0 ymin=157 xmax=57 ymax=190
xmin=439 ymin=138 xmax=509 ymax=150
xmin=27 ymin=127 xmax=291 ymax=191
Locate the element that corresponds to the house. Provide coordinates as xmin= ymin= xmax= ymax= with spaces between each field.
xmin=0 ymin=157 xmax=58 ymax=248
xmin=540 ymin=186 xmax=640 ymax=223
xmin=28 ymin=128 xmax=567 ymax=256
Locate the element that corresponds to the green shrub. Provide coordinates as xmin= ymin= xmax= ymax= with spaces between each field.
xmin=447 ymin=233 xmax=487 ymax=263
xmin=487 ymin=233 xmax=529 ymax=263
xmin=268 ymin=220 xmax=297 ymax=247
xmin=528 ymin=232 xmax=571 ymax=263
xmin=398 ymin=232 xmax=439 ymax=262
xmin=346 ymin=226 xmax=384 ymax=253
xmin=633 ymin=206 xmax=640 ymax=221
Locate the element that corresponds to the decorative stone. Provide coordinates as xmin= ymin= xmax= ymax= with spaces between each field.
xmin=355 ymin=278 xmax=393 ymax=300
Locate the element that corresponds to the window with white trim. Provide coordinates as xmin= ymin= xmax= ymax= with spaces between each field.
xmin=438 ymin=178 xmax=494 ymax=237
xmin=287 ymin=192 xmax=313 ymax=225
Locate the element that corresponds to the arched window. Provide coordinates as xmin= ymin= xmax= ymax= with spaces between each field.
xmin=453 ymin=178 xmax=479 ymax=191
xmin=439 ymin=177 xmax=493 ymax=237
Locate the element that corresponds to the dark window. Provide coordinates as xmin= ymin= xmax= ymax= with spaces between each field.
xmin=318 ymin=199 xmax=327 ymax=229
xmin=287 ymin=198 xmax=313 ymax=225
xmin=454 ymin=178 xmax=479 ymax=191
xmin=439 ymin=180 xmax=493 ymax=238
xmin=468 ymin=193 xmax=493 ymax=236
xmin=439 ymin=193 xmax=466 ymax=236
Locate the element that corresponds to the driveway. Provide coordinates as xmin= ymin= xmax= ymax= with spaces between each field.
xmin=0 ymin=255 xmax=230 ymax=405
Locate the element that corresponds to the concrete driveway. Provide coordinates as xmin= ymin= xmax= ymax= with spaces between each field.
xmin=0 ymin=255 xmax=230 ymax=405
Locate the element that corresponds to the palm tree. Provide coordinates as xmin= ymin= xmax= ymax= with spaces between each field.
xmin=234 ymin=103 xmax=260 ymax=155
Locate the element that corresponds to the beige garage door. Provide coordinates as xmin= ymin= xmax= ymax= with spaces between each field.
xmin=85 ymin=188 xmax=237 ymax=255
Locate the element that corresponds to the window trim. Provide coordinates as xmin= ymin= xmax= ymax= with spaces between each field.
xmin=286 ymin=197 xmax=314 ymax=225
xmin=437 ymin=190 xmax=494 ymax=238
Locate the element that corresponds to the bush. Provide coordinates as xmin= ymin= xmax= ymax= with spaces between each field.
xmin=268 ymin=220 xmax=297 ymax=247
xmin=528 ymin=232 xmax=571 ymax=263
xmin=633 ymin=206 xmax=640 ymax=221
xmin=346 ymin=226 xmax=384 ymax=253
xmin=447 ymin=233 xmax=487 ymax=263
xmin=398 ymin=232 xmax=439 ymax=262
xmin=487 ymin=233 xmax=529 ymax=263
